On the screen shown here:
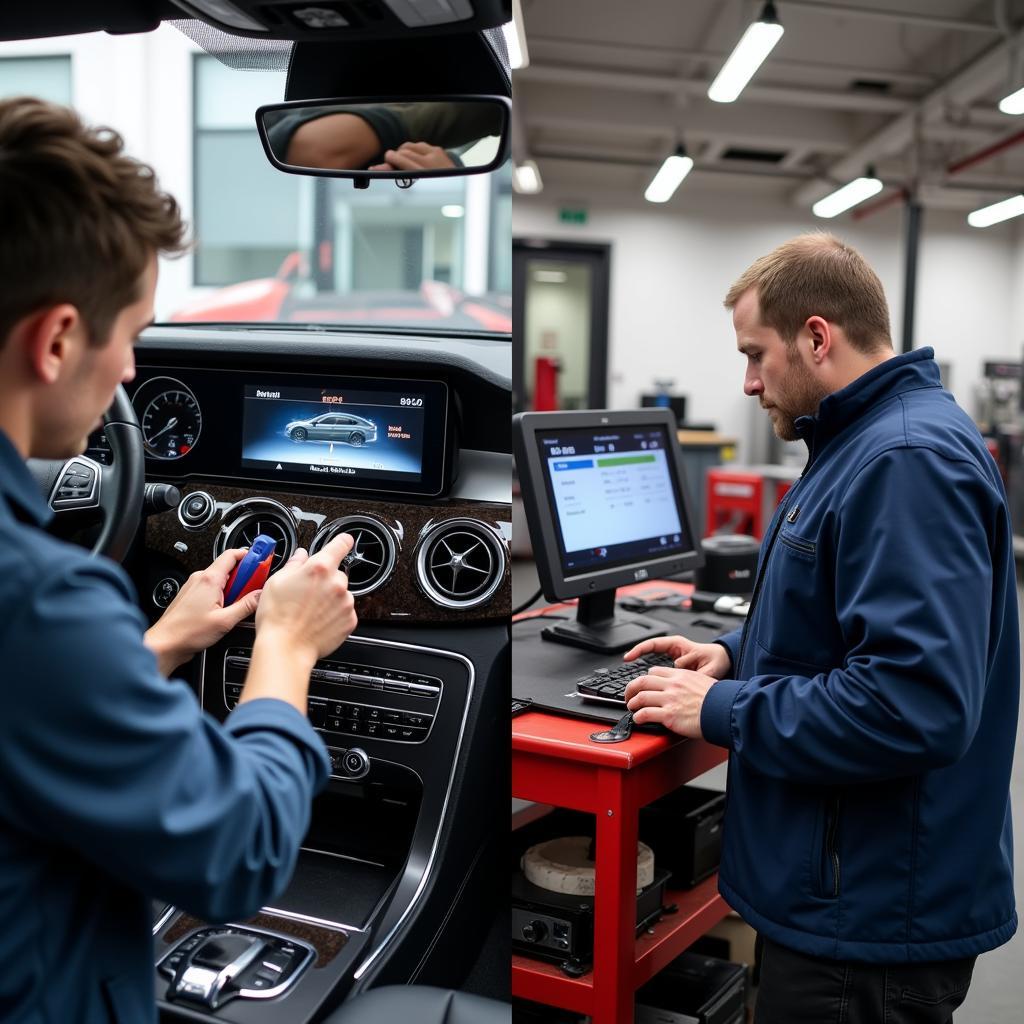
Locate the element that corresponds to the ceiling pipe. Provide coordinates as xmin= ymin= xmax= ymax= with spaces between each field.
xmin=793 ymin=23 xmax=1024 ymax=207
xmin=780 ymin=0 xmax=1000 ymax=34
xmin=854 ymin=126 xmax=1024 ymax=220
xmin=946 ymin=126 xmax=1024 ymax=174
xmin=518 ymin=63 xmax=913 ymax=114
xmin=851 ymin=187 xmax=910 ymax=221
xmin=527 ymin=34 xmax=937 ymax=87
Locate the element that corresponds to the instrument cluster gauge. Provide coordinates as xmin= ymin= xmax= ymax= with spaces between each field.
xmin=132 ymin=377 xmax=203 ymax=461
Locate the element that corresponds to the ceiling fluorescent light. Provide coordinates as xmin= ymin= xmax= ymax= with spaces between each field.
xmin=968 ymin=194 xmax=1024 ymax=227
xmin=708 ymin=1 xmax=784 ymax=104
xmin=999 ymin=86 xmax=1024 ymax=115
xmin=503 ymin=0 xmax=529 ymax=70
xmin=812 ymin=176 xmax=884 ymax=218
xmin=514 ymin=160 xmax=542 ymax=194
xmin=644 ymin=146 xmax=694 ymax=203
xmin=534 ymin=270 xmax=567 ymax=283
xmin=441 ymin=205 xmax=464 ymax=218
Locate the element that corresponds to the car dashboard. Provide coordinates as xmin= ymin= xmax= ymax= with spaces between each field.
xmin=119 ymin=326 xmax=510 ymax=1022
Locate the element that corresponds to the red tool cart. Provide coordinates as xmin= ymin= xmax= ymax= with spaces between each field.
xmin=511 ymin=588 xmax=733 ymax=1022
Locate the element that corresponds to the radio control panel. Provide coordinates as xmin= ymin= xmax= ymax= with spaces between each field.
xmin=221 ymin=647 xmax=441 ymax=744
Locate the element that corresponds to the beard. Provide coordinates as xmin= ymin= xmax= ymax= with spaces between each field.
xmin=763 ymin=348 xmax=829 ymax=441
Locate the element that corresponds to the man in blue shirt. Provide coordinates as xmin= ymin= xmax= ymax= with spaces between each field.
xmin=624 ymin=234 xmax=1017 ymax=1023
xmin=0 ymin=98 xmax=359 ymax=1022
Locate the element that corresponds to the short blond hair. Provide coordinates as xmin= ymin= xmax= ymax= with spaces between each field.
xmin=724 ymin=232 xmax=891 ymax=353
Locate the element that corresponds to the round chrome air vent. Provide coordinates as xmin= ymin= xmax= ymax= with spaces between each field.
xmin=416 ymin=518 xmax=507 ymax=610
xmin=214 ymin=498 xmax=297 ymax=574
xmin=310 ymin=515 xmax=398 ymax=596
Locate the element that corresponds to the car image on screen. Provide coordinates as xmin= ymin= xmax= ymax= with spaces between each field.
xmin=285 ymin=412 xmax=378 ymax=446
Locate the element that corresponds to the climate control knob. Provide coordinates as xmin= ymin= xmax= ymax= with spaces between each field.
xmin=341 ymin=748 xmax=370 ymax=779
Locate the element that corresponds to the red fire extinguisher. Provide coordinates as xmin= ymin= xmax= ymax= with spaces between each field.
xmin=533 ymin=356 xmax=561 ymax=411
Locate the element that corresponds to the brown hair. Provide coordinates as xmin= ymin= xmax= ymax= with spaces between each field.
xmin=723 ymin=232 xmax=892 ymax=353
xmin=0 ymin=96 xmax=187 ymax=348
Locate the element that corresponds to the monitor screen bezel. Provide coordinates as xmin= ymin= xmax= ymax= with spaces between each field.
xmin=514 ymin=408 xmax=704 ymax=602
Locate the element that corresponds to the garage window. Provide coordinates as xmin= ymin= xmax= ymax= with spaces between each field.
xmin=0 ymin=55 xmax=72 ymax=105
xmin=192 ymin=54 xmax=300 ymax=286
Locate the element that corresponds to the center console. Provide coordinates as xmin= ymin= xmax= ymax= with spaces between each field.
xmin=133 ymin=343 xmax=510 ymax=1020
xmin=154 ymin=621 xmax=506 ymax=1022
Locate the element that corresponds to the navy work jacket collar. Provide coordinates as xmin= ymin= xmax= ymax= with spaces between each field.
xmin=794 ymin=346 xmax=940 ymax=467
xmin=0 ymin=429 xmax=54 ymax=527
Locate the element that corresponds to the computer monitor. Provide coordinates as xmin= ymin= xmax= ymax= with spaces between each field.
xmin=513 ymin=408 xmax=704 ymax=653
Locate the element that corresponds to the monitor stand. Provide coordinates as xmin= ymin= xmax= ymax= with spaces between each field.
xmin=541 ymin=588 xmax=667 ymax=654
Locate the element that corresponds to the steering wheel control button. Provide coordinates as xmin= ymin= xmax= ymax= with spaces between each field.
xmin=152 ymin=577 xmax=181 ymax=609
xmin=50 ymin=457 xmax=100 ymax=510
xmin=178 ymin=491 xmax=215 ymax=530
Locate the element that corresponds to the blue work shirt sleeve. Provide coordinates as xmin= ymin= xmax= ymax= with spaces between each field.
xmin=713 ymin=628 xmax=741 ymax=675
xmin=723 ymin=447 xmax=1000 ymax=785
xmin=0 ymin=557 xmax=330 ymax=922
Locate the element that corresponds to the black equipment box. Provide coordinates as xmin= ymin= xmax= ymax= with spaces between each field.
xmin=512 ymin=867 xmax=672 ymax=974
xmin=695 ymin=535 xmax=758 ymax=596
xmin=639 ymin=786 xmax=726 ymax=889
xmin=636 ymin=952 xmax=747 ymax=1024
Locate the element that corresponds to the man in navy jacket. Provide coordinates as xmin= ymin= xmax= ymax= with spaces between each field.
xmin=0 ymin=97 xmax=358 ymax=1022
xmin=625 ymin=233 xmax=1017 ymax=1023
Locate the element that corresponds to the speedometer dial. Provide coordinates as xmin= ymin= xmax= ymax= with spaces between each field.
xmin=135 ymin=379 xmax=202 ymax=460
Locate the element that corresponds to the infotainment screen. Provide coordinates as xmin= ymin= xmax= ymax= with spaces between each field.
xmin=240 ymin=380 xmax=444 ymax=490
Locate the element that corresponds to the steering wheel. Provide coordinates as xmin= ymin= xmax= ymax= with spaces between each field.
xmin=27 ymin=385 xmax=146 ymax=561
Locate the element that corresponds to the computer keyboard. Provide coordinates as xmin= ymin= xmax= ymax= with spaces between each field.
xmin=575 ymin=653 xmax=677 ymax=705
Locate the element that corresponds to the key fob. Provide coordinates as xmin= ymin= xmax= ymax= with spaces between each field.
xmin=223 ymin=534 xmax=277 ymax=606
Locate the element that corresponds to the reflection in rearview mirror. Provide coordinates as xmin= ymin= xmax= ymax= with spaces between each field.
xmin=258 ymin=98 xmax=509 ymax=179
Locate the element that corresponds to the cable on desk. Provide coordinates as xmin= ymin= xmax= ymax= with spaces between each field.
xmin=512 ymin=586 xmax=545 ymax=616
xmin=512 ymin=614 xmax=569 ymax=625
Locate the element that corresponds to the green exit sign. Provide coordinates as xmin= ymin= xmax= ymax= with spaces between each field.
xmin=559 ymin=207 xmax=588 ymax=224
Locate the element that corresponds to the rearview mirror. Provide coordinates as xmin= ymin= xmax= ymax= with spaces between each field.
xmin=257 ymin=96 xmax=510 ymax=182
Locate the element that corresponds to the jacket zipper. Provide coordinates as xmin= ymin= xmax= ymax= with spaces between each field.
xmin=825 ymin=795 xmax=842 ymax=897
xmin=734 ymin=495 xmax=794 ymax=675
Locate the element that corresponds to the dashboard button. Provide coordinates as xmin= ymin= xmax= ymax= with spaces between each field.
xmin=384 ymin=680 xmax=409 ymax=694
xmin=327 ymin=717 xmax=345 ymax=732
xmin=307 ymin=702 xmax=326 ymax=728
xmin=347 ymin=720 xmax=363 ymax=735
xmin=178 ymin=491 xmax=215 ymax=530
xmin=152 ymin=577 xmax=181 ymax=609
xmin=365 ymin=723 xmax=379 ymax=737
xmin=382 ymin=725 xmax=401 ymax=739
xmin=404 ymin=713 xmax=429 ymax=728
xmin=342 ymin=749 xmax=370 ymax=778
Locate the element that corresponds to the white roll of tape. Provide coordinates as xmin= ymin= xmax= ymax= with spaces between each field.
xmin=522 ymin=836 xmax=655 ymax=896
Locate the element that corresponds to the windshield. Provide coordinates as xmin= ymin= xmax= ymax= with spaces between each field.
xmin=0 ymin=24 xmax=512 ymax=335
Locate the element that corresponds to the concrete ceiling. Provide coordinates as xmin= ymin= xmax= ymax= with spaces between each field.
xmin=514 ymin=0 xmax=1024 ymax=214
